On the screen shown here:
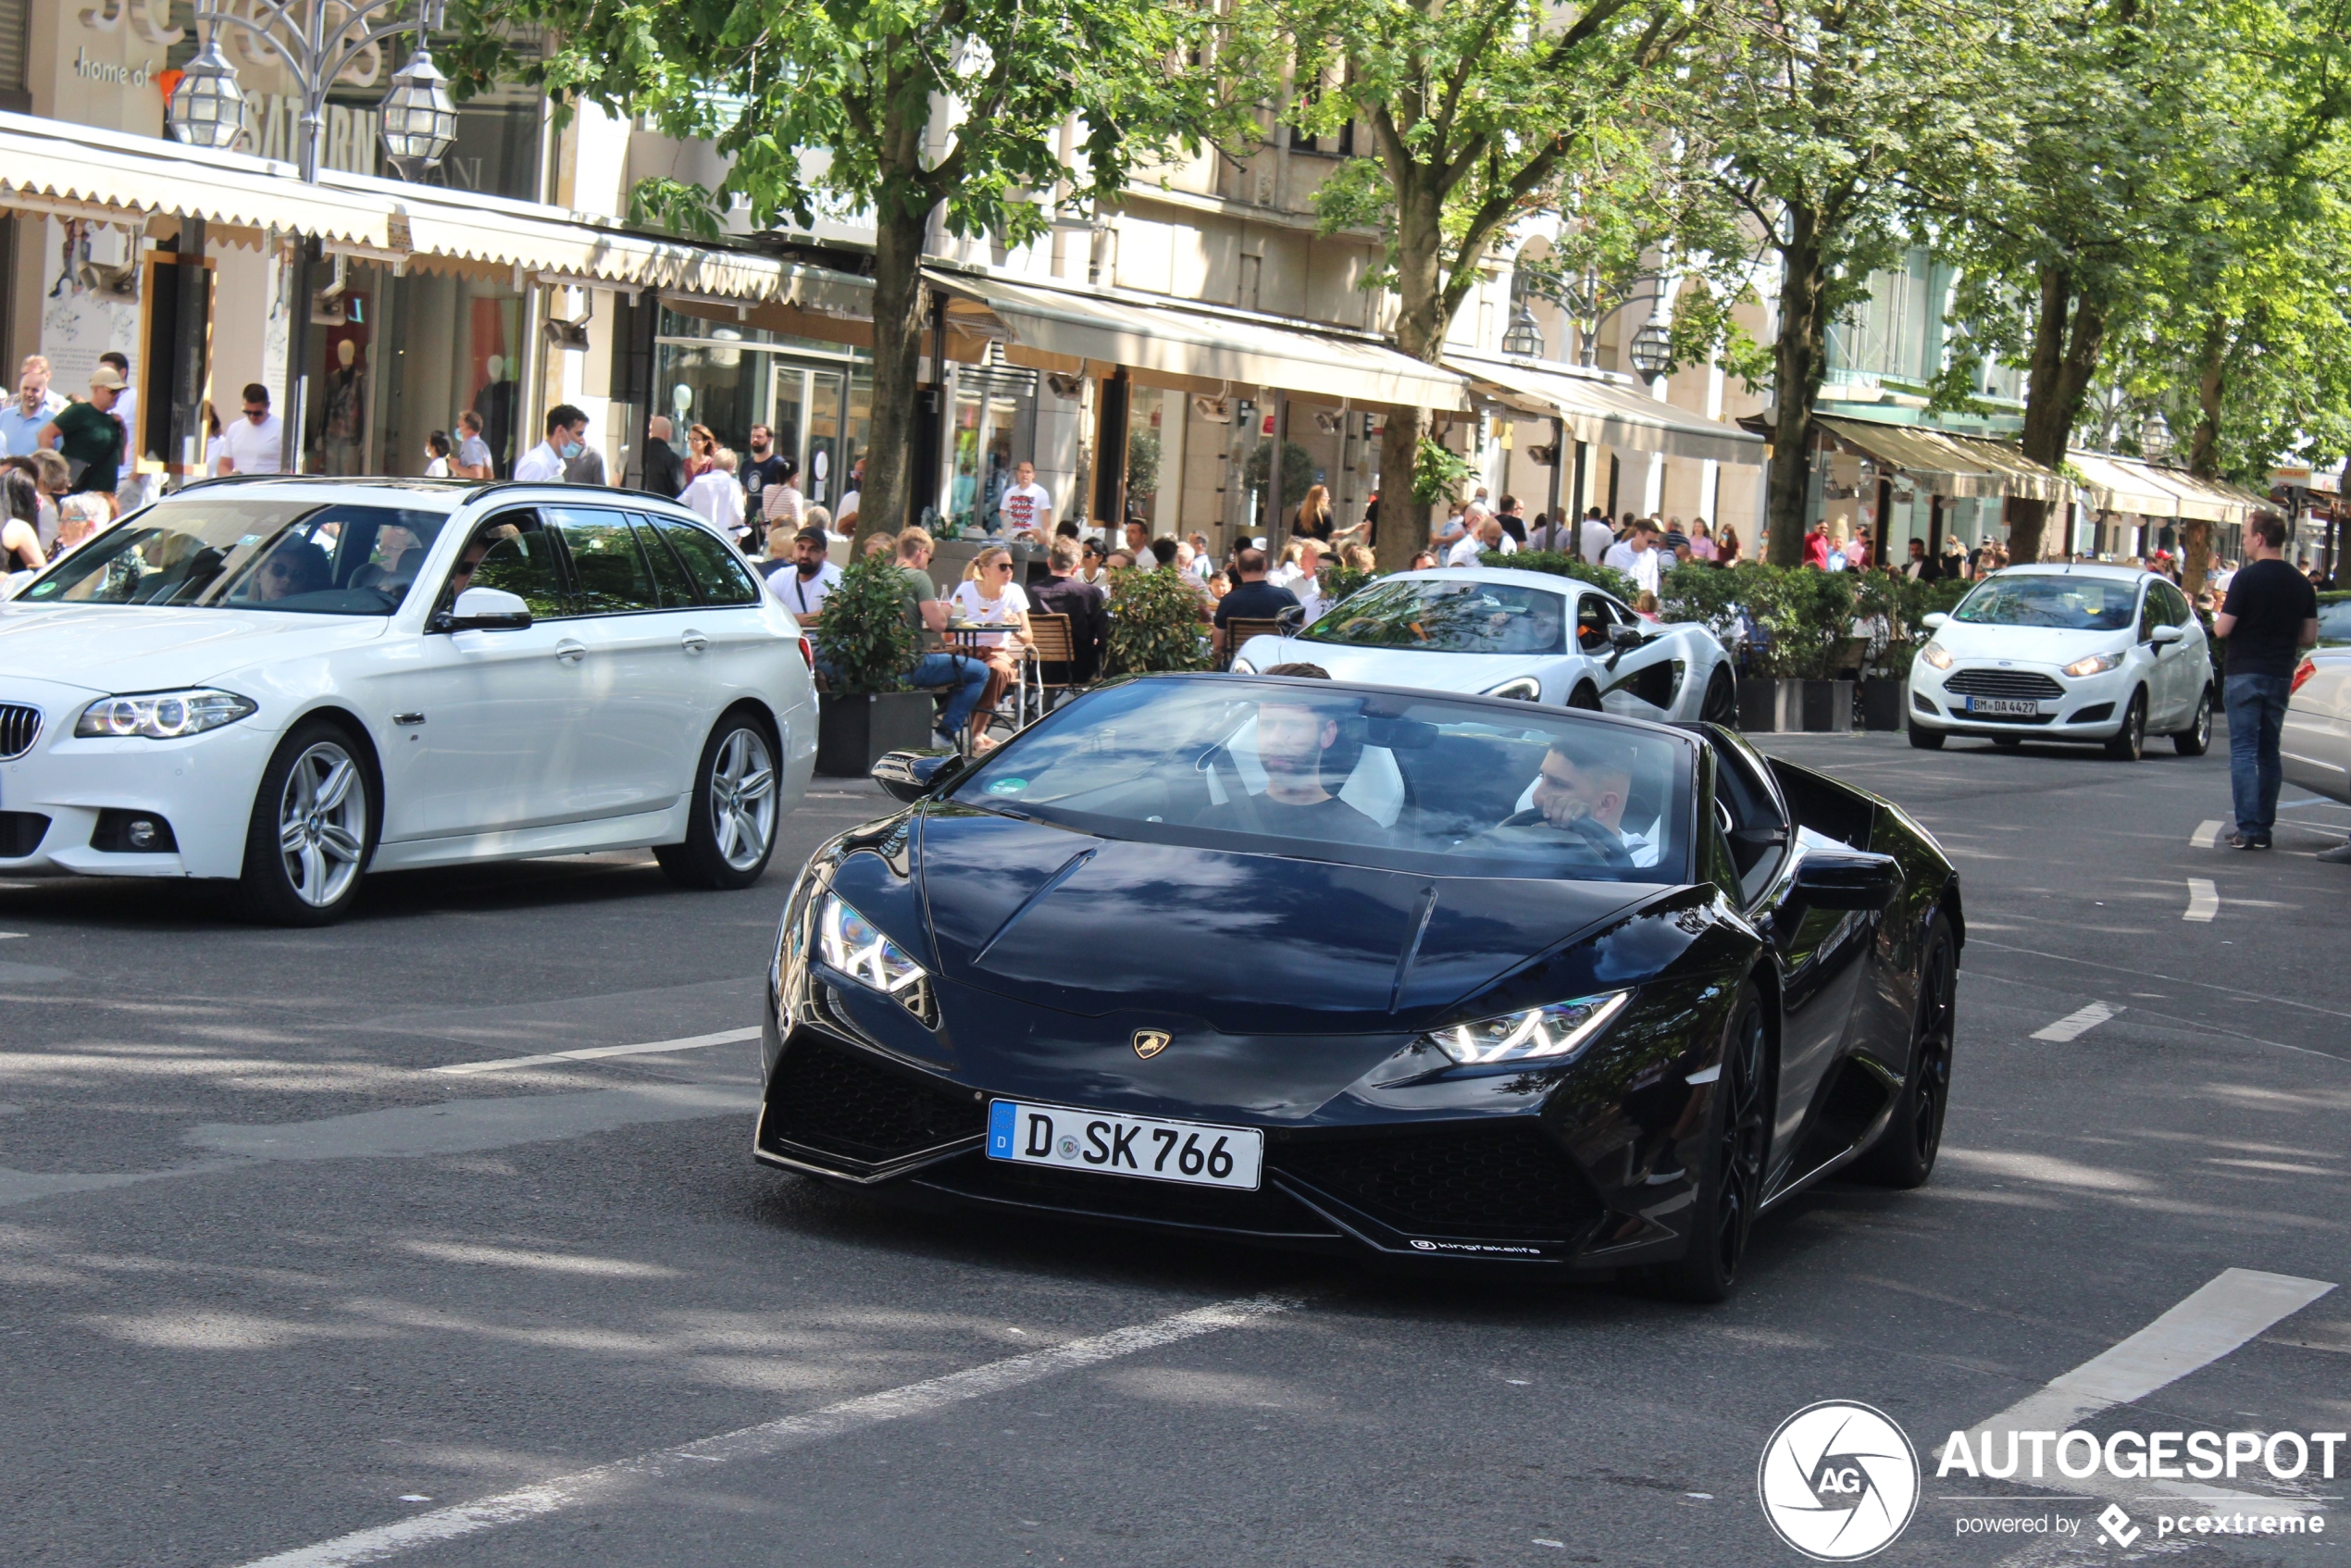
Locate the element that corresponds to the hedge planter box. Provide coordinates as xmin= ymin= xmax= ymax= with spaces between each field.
xmin=1737 ymin=678 xmax=1803 ymax=733
xmin=1801 ymin=679 xmax=1854 ymax=732
xmin=815 ymin=691 xmax=938 ymax=777
xmin=1859 ymin=677 xmax=1908 ymax=731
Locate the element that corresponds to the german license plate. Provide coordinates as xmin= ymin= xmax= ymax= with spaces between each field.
xmin=1964 ymin=697 xmax=2041 ymax=716
xmin=987 ymin=1099 xmax=1264 ymax=1191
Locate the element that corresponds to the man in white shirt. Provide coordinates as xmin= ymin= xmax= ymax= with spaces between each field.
xmin=680 ymin=448 xmax=749 ymax=544
xmin=766 ymin=527 xmax=842 ymax=626
xmin=1603 ymin=519 xmax=1663 ymax=595
xmin=998 ymin=459 xmax=1053 ymax=534
xmin=1579 ymin=508 xmax=1615 ymax=566
xmin=215 ymin=382 xmax=286 ymax=475
xmin=1490 ymin=736 xmax=1660 ymax=868
xmin=1446 ymin=516 xmax=1503 ymax=566
xmin=513 ymin=404 xmax=588 ymax=482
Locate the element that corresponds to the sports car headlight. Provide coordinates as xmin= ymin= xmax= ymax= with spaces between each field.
xmin=1919 ymin=642 xmax=1953 ymax=671
xmin=1425 ymin=990 xmax=1631 ymax=1066
xmin=1483 ymin=676 xmax=1543 ymax=702
xmin=75 ymin=688 xmax=256 ymax=739
xmin=816 ymin=890 xmax=927 ymax=1001
xmin=2062 ymin=652 xmax=2122 ymax=678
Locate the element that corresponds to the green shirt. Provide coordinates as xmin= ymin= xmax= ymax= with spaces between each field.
xmin=50 ymin=400 xmax=123 ymax=494
xmin=895 ymin=565 xmax=939 ymax=651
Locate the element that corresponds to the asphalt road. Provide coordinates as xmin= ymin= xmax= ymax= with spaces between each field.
xmin=2 ymin=727 xmax=2345 ymax=1568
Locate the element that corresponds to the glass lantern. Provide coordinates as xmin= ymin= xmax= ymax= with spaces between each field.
xmin=379 ymin=45 xmax=459 ymax=179
xmin=166 ymin=39 xmax=248 ymax=152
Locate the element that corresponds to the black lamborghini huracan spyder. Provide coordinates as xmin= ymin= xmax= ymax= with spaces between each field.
xmin=755 ymin=673 xmax=1960 ymax=1300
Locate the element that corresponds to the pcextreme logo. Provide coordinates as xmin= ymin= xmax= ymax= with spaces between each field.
xmin=1758 ymin=1401 xmax=1922 ymax=1562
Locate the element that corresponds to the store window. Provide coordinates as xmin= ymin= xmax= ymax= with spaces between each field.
xmin=296 ymin=262 xmax=524 ymax=477
xmin=653 ymin=308 xmax=873 ymax=516
xmin=948 ymin=363 xmax=1037 ymax=532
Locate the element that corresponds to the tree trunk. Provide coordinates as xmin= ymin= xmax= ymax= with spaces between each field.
xmin=1765 ymin=204 xmax=1828 ymax=566
xmin=1374 ymin=176 xmax=1449 ymax=574
xmin=2179 ymin=313 xmax=2229 ymax=599
xmin=2010 ymin=265 xmax=2106 ymax=563
xmin=857 ymin=196 xmax=932 ymax=549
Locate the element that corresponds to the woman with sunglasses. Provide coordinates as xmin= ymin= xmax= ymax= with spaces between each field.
xmin=949 ymin=545 xmax=1032 ymax=751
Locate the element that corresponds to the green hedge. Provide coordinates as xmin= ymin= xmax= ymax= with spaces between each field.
xmin=1105 ymin=565 xmax=1212 ymax=674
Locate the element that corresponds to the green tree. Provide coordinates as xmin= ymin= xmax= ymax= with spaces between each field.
xmin=1283 ymin=0 xmax=1701 ymax=571
xmin=454 ymin=0 xmax=1242 ymax=545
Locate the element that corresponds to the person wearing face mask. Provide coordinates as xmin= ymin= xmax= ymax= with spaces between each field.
xmin=513 ymin=404 xmax=588 ymax=483
xmin=765 ymin=526 xmax=841 ymax=626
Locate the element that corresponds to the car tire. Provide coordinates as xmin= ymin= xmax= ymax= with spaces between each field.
xmin=1908 ymin=726 xmax=1945 ymax=750
xmin=1854 ymin=915 xmax=1956 ymax=1188
xmin=1701 ymin=666 xmax=1738 ymax=727
xmin=655 ymin=709 xmax=782 ymax=891
xmin=1568 ymin=682 xmax=1602 ymax=712
xmin=1643 ymin=981 xmax=1769 ymax=1304
xmin=239 ymin=719 xmax=376 ymax=927
xmin=2103 ymin=688 xmax=2147 ymax=762
xmin=2173 ymin=686 xmax=2213 ymax=757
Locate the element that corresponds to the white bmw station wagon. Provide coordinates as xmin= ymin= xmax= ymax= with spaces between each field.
xmin=0 ymin=478 xmax=817 ymax=923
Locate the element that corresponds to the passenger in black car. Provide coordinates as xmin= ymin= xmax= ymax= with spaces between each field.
xmin=1480 ymin=735 xmax=1659 ymax=868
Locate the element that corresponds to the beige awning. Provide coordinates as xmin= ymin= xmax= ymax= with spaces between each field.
xmin=366 ymin=189 xmax=790 ymax=300
xmin=926 ymin=268 xmax=1472 ymax=410
xmin=1458 ymin=354 xmax=1765 ymax=467
xmin=0 ymin=115 xmax=391 ymax=246
xmin=1817 ymin=416 xmax=2071 ymax=503
xmin=2069 ymin=451 xmax=2184 ymax=517
xmin=2151 ymin=466 xmax=2264 ymax=524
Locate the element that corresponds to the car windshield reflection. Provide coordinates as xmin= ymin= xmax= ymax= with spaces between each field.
xmin=1301 ymin=578 xmax=1570 ymax=654
xmin=1952 ymin=574 xmax=2136 ymax=631
xmin=16 ymin=500 xmax=449 ymax=616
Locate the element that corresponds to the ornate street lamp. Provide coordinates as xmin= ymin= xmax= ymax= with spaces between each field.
xmin=165 ymin=0 xmax=454 ymax=183
xmin=1629 ymin=319 xmax=1673 ymax=382
xmin=2141 ymin=411 xmax=2175 ymax=462
xmin=166 ymin=37 xmax=248 ymax=151
xmin=1500 ymin=302 xmax=1545 ymax=358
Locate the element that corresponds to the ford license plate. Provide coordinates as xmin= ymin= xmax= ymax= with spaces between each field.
xmin=987 ymin=1100 xmax=1264 ymax=1191
xmin=1964 ymin=697 xmax=2041 ymax=716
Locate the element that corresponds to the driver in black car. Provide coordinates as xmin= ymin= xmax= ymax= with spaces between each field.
xmin=1486 ymin=735 xmax=1660 ymax=868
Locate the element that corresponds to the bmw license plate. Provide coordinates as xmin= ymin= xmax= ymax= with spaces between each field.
xmin=987 ymin=1099 xmax=1264 ymax=1191
xmin=1964 ymin=697 xmax=2041 ymax=716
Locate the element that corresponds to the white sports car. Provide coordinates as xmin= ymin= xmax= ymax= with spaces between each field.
xmin=0 ymin=477 xmax=818 ymax=923
xmin=1232 ymin=567 xmax=1739 ymax=724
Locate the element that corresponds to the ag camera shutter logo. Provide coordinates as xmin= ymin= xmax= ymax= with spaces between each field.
xmin=1758 ymin=1401 xmax=1921 ymax=1561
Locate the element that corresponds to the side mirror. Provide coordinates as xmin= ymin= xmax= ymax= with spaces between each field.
xmin=1791 ymin=847 xmax=1902 ymax=911
xmin=1608 ymin=623 xmax=1648 ymax=649
xmin=1920 ymin=612 xmax=1950 ymax=630
xmin=438 ymin=586 xmax=531 ymax=631
xmin=1276 ymin=604 xmax=1306 ymax=631
xmin=872 ymin=748 xmax=961 ymax=803
xmin=2149 ymin=625 xmax=2185 ymax=646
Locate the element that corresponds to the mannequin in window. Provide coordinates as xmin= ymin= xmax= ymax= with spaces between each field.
xmin=474 ymin=353 xmax=516 ymax=479
xmin=321 ymin=337 xmax=366 ymax=476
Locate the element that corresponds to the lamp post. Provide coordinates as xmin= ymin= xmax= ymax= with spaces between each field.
xmin=1500 ymin=302 xmax=1545 ymax=358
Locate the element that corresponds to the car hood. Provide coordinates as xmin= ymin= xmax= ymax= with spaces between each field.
xmin=0 ymin=604 xmax=388 ymax=696
xmin=1237 ymin=637 xmax=1553 ymax=696
xmin=901 ymin=806 xmax=1661 ymax=1035
xmin=1922 ymin=619 xmax=2133 ymax=666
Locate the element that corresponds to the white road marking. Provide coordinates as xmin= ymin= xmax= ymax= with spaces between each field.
xmin=2032 ymin=1002 xmax=2117 ymax=1042
xmin=2183 ymin=879 xmax=2219 ymax=922
xmin=2191 ymin=819 xmax=2224 ymax=849
xmin=429 ymin=1027 xmax=761 ymax=1076
xmin=1968 ymin=1268 xmax=2335 ymax=1522
xmin=229 ymin=1295 xmax=1297 ymax=1568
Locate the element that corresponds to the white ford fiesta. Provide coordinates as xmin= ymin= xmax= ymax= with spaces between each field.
xmin=0 ymin=478 xmax=818 ymax=923
xmin=1907 ymin=564 xmax=2214 ymax=760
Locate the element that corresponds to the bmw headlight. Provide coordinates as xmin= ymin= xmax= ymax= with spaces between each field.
xmin=1919 ymin=642 xmax=1952 ymax=671
xmin=75 ymin=688 xmax=256 ymax=739
xmin=2062 ymin=652 xmax=2121 ymax=678
xmin=1483 ymin=676 xmax=1543 ymax=702
xmin=1424 ymin=990 xmax=1630 ymax=1066
xmin=817 ymin=890 xmax=928 ymax=1002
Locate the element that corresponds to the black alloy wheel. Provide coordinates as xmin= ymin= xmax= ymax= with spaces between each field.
xmin=2103 ymin=688 xmax=2147 ymax=762
xmin=1568 ymin=682 xmax=1603 ymax=712
xmin=1701 ymin=666 xmax=1739 ymax=727
xmin=1907 ymin=725 xmax=1946 ymax=750
xmin=2174 ymin=687 xmax=2213 ymax=757
xmin=1857 ymin=915 xmax=1956 ymax=1188
xmin=1647 ymin=982 xmax=1770 ymax=1303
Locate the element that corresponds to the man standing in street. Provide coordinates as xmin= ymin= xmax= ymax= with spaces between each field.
xmin=1604 ymin=517 xmax=1663 ymax=595
xmin=514 ymin=404 xmax=588 ymax=482
xmin=742 ymin=425 xmax=787 ymax=512
xmin=1580 ymin=506 xmax=1614 ymax=566
xmin=214 ymin=384 xmax=285 ymax=476
xmin=2213 ymin=510 xmax=2319 ymax=852
xmin=39 ymin=367 xmax=126 ymax=495
xmin=1495 ymin=493 xmax=1529 ymax=547
xmin=639 ymin=415 xmax=686 ymax=499
xmin=451 ymin=411 xmax=494 ymax=479
xmin=999 ymin=459 xmax=1053 ymax=535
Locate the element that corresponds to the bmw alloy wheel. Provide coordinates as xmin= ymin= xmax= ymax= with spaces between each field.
xmin=276 ymin=740 xmax=368 ymax=909
xmin=710 ymin=727 xmax=777 ymax=871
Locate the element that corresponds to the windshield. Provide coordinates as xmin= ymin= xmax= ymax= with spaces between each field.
xmin=1302 ymin=577 xmax=1569 ymax=654
xmin=1953 ymin=575 xmax=2138 ymax=632
xmin=17 ymin=499 xmax=450 ymax=616
xmin=950 ymin=677 xmax=1689 ymax=883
